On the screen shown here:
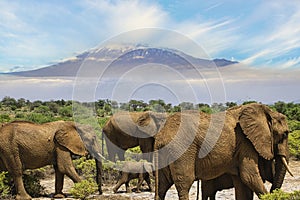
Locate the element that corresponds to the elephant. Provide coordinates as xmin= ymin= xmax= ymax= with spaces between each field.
xmin=154 ymin=103 xmax=292 ymax=200
xmin=201 ymin=156 xmax=279 ymax=200
xmin=0 ymin=120 xmax=103 ymax=200
xmin=113 ymin=161 xmax=154 ymax=193
xmin=102 ymin=111 xmax=167 ymax=162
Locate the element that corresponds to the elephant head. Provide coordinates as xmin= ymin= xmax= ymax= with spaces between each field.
xmin=137 ymin=111 xmax=167 ymax=137
xmin=70 ymin=122 xmax=103 ymax=194
xmin=103 ymin=111 xmax=167 ymax=162
xmin=239 ymin=103 xmax=291 ymax=190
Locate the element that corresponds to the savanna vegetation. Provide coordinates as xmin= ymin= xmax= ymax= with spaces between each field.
xmin=0 ymin=96 xmax=300 ymax=199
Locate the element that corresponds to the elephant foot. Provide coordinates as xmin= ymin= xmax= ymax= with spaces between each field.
xmin=126 ymin=188 xmax=131 ymax=193
xmin=16 ymin=194 xmax=32 ymax=200
xmin=53 ymin=193 xmax=66 ymax=198
xmin=113 ymin=187 xmax=118 ymax=193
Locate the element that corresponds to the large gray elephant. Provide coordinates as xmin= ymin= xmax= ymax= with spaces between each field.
xmin=102 ymin=111 xmax=166 ymax=161
xmin=154 ymin=103 xmax=291 ymax=200
xmin=0 ymin=120 xmax=103 ymax=200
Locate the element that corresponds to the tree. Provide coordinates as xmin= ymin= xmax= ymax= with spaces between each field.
xmin=16 ymin=98 xmax=27 ymax=108
xmin=1 ymin=96 xmax=17 ymax=110
xmin=225 ymin=102 xmax=237 ymax=108
xmin=149 ymin=99 xmax=166 ymax=112
xmin=179 ymin=102 xmax=195 ymax=110
xmin=211 ymin=103 xmax=226 ymax=113
xmin=197 ymin=103 xmax=212 ymax=114
xmin=59 ymin=106 xmax=73 ymax=118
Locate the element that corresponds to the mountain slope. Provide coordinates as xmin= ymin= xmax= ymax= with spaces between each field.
xmin=6 ymin=45 xmax=238 ymax=77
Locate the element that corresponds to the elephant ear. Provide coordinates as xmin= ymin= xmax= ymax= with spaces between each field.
xmin=54 ymin=122 xmax=87 ymax=156
xmin=137 ymin=112 xmax=157 ymax=137
xmin=239 ymin=104 xmax=273 ymax=160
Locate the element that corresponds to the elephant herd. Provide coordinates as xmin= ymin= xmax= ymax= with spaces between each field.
xmin=0 ymin=103 xmax=293 ymax=200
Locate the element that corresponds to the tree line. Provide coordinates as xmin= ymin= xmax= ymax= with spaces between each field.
xmin=1 ymin=96 xmax=300 ymax=123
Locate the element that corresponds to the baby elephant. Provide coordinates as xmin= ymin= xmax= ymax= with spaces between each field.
xmin=113 ymin=161 xmax=154 ymax=193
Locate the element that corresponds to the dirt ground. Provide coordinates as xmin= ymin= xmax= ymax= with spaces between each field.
xmin=33 ymin=160 xmax=300 ymax=200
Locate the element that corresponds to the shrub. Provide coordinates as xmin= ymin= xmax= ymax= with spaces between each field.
xmin=260 ymin=189 xmax=300 ymax=200
xmin=22 ymin=172 xmax=45 ymax=198
xmin=25 ymin=113 xmax=53 ymax=123
xmin=102 ymin=160 xmax=120 ymax=184
xmin=289 ymin=130 xmax=300 ymax=159
xmin=0 ymin=170 xmax=45 ymax=199
xmin=0 ymin=114 xmax=10 ymax=123
xmin=73 ymin=157 xmax=96 ymax=179
xmin=0 ymin=172 xmax=10 ymax=199
xmin=70 ymin=179 xmax=98 ymax=200
xmin=288 ymin=120 xmax=300 ymax=132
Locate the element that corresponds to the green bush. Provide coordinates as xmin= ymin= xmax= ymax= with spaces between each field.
xmin=0 ymin=172 xmax=10 ymax=199
xmin=102 ymin=160 xmax=120 ymax=184
xmin=22 ymin=172 xmax=45 ymax=197
xmin=0 ymin=114 xmax=10 ymax=123
xmin=70 ymin=179 xmax=98 ymax=200
xmin=73 ymin=157 xmax=96 ymax=179
xmin=289 ymin=130 xmax=300 ymax=159
xmin=25 ymin=113 xmax=53 ymax=123
xmin=0 ymin=170 xmax=44 ymax=199
xmin=260 ymin=189 xmax=300 ymax=200
xmin=288 ymin=120 xmax=300 ymax=131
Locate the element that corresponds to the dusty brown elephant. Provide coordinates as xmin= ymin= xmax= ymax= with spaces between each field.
xmin=0 ymin=120 xmax=103 ymax=200
xmin=201 ymin=156 xmax=284 ymax=200
xmin=103 ymin=111 xmax=166 ymax=161
xmin=154 ymin=103 xmax=291 ymax=200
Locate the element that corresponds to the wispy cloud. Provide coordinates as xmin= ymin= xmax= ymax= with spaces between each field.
xmin=236 ymin=1 xmax=300 ymax=67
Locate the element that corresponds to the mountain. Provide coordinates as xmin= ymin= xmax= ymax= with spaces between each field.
xmin=6 ymin=44 xmax=238 ymax=77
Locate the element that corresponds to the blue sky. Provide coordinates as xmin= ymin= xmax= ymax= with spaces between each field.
xmin=1 ymin=0 xmax=300 ymax=72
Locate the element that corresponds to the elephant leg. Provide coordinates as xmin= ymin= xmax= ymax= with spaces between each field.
xmin=53 ymin=164 xmax=65 ymax=198
xmin=56 ymin=146 xmax=81 ymax=183
xmin=125 ymin=181 xmax=131 ymax=193
xmin=239 ymin=157 xmax=268 ymax=197
xmin=145 ymin=174 xmax=153 ymax=191
xmin=158 ymin=168 xmax=174 ymax=200
xmin=201 ymin=181 xmax=216 ymax=200
xmin=2 ymin=154 xmax=31 ymax=200
xmin=113 ymin=173 xmax=128 ymax=193
xmin=170 ymin=161 xmax=195 ymax=200
xmin=232 ymin=175 xmax=253 ymax=200
xmin=136 ymin=174 xmax=144 ymax=193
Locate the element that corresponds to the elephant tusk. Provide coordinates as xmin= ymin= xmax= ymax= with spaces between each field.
xmin=281 ymin=157 xmax=294 ymax=177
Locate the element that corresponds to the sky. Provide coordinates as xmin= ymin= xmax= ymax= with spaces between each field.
xmin=1 ymin=0 xmax=300 ymax=72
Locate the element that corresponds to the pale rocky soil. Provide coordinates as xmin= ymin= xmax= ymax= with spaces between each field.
xmin=33 ymin=160 xmax=300 ymax=200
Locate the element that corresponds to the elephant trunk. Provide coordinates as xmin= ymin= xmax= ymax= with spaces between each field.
xmin=270 ymin=155 xmax=287 ymax=192
xmin=95 ymin=159 xmax=103 ymax=194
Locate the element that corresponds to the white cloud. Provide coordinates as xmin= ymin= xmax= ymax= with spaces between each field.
xmin=81 ymin=0 xmax=168 ymax=33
